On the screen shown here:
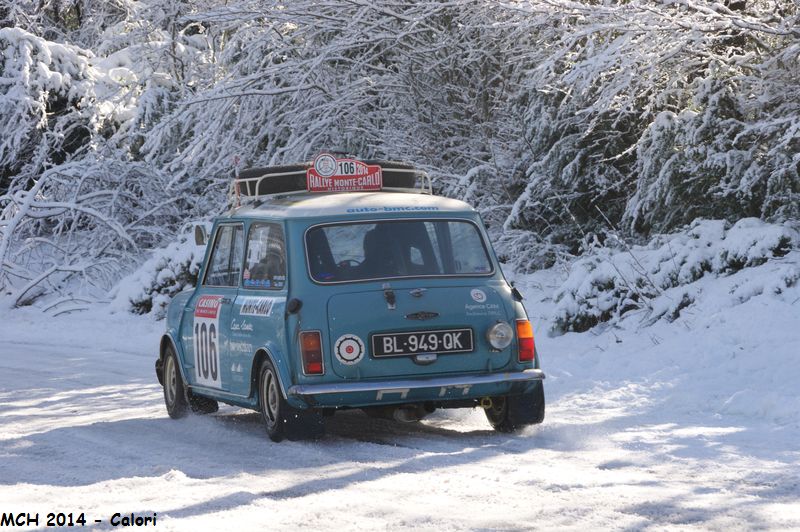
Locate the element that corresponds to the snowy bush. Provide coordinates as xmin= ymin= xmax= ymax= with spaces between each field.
xmin=551 ymin=219 xmax=798 ymax=334
xmin=110 ymin=231 xmax=204 ymax=319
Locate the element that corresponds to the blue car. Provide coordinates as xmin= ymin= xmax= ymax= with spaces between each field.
xmin=156 ymin=155 xmax=545 ymax=441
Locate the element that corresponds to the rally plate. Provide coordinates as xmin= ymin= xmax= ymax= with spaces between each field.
xmin=371 ymin=328 xmax=474 ymax=358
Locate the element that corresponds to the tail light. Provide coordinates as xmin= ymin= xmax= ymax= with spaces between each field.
xmin=300 ymin=331 xmax=324 ymax=375
xmin=516 ymin=319 xmax=535 ymax=362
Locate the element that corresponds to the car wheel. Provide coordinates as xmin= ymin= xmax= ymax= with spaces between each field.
xmin=485 ymin=381 xmax=545 ymax=433
xmin=258 ymin=359 xmax=324 ymax=442
xmin=163 ymin=347 xmax=189 ymax=419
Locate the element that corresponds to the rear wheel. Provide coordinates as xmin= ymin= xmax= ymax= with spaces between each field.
xmin=485 ymin=382 xmax=545 ymax=433
xmin=163 ymin=347 xmax=188 ymax=419
xmin=258 ymin=359 xmax=324 ymax=442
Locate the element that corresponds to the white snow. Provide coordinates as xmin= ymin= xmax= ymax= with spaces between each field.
xmin=2 ymin=255 xmax=800 ymax=529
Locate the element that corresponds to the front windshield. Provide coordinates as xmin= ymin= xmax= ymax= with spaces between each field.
xmin=305 ymin=219 xmax=493 ymax=283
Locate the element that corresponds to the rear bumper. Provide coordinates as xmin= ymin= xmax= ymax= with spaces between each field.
xmin=287 ymin=368 xmax=545 ymax=407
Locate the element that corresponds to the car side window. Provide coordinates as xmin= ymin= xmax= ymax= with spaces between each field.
xmin=448 ymin=221 xmax=491 ymax=274
xmin=204 ymin=224 xmax=244 ymax=287
xmin=244 ymin=222 xmax=286 ymax=290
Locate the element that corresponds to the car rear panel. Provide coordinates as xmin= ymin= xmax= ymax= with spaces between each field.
xmin=326 ymin=284 xmax=513 ymax=378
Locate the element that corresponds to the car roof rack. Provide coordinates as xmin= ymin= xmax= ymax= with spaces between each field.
xmin=228 ymin=158 xmax=432 ymax=210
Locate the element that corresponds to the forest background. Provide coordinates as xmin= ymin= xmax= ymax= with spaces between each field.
xmin=1 ymin=0 xmax=798 ymax=312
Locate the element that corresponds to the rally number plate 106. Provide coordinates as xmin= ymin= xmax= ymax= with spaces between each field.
xmin=371 ymin=328 xmax=474 ymax=357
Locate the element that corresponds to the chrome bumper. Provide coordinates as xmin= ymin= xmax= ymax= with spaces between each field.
xmin=288 ymin=368 xmax=545 ymax=398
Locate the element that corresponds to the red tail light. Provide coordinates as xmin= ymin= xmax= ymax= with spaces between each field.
xmin=516 ymin=320 xmax=535 ymax=362
xmin=300 ymin=331 xmax=324 ymax=375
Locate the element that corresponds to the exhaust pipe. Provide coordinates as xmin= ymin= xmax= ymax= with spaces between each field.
xmin=393 ymin=405 xmax=427 ymax=423
xmin=480 ymin=397 xmax=493 ymax=409
xmin=363 ymin=404 xmax=435 ymax=423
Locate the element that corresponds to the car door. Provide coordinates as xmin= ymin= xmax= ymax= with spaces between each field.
xmin=228 ymin=221 xmax=288 ymax=396
xmin=184 ymin=222 xmax=244 ymax=393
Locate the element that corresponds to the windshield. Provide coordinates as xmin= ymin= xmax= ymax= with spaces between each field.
xmin=305 ymin=219 xmax=493 ymax=283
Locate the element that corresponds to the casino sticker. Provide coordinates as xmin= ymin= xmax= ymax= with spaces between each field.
xmin=334 ymin=334 xmax=365 ymax=365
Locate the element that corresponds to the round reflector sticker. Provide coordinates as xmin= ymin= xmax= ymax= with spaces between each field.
xmin=335 ymin=334 xmax=365 ymax=365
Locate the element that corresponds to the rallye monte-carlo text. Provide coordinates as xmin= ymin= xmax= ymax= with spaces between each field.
xmin=155 ymin=155 xmax=545 ymax=441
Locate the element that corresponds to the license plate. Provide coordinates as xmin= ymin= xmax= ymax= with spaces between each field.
xmin=371 ymin=328 xmax=473 ymax=357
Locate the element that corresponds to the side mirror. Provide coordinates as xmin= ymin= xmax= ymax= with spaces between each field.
xmin=511 ymin=286 xmax=524 ymax=301
xmin=194 ymin=225 xmax=208 ymax=246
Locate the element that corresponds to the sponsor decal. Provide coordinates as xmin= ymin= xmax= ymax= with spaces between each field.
xmin=465 ymin=302 xmax=501 ymax=316
xmin=194 ymin=295 xmax=222 ymax=319
xmin=345 ymin=206 xmax=440 ymax=213
xmin=229 ymin=341 xmax=253 ymax=354
xmin=307 ymin=154 xmax=383 ymax=193
xmin=314 ymin=153 xmax=338 ymax=177
xmin=376 ymin=388 xmax=410 ymax=400
xmin=470 ymin=288 xmax=487 ymax=303
xmin=334 ymin=334 xmax=365 ymax=365
xmin=245 ymin=278 xmax=280 ymax=288
xmin=465 ymin=289 xmax=500 ymax=316
xmin=438 ymin=384 xmax=472 ymax=397
xmin=240 ymin=297 xmax=275 ymax=317
xmin=193 ymin=295 xmax=224 ymax=388
xmin=404 ymin=311 xmax=439 ymax=321
xmin=230 ymin=362 xmax=244 ymax=383
xmin=231 ymin=319 xmax=254 ymax=332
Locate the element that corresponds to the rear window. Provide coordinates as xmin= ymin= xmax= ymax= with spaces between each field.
xmin=305 ymin=219 xmax=493 ymax=283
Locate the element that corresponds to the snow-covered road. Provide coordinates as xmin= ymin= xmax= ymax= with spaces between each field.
xmin=2 ymin=262 xmax=799 ymax=530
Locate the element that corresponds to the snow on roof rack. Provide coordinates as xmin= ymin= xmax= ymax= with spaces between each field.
xmin=228 ymin=155 xmax=432 ymax=210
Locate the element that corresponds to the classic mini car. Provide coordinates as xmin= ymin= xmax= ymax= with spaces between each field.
xmin=156 ymin=154 xmax=545 ymax=441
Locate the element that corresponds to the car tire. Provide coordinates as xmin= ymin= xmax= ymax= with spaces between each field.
xmin=485 ymin=381 xmax=545 ymax=433
xmin=258 ymin=359 xmax=324 ymax=442
xmin=189 ymin=392 xmax=219 ymax=414
xmin=163 ymin=347 xmax=189 ymax=419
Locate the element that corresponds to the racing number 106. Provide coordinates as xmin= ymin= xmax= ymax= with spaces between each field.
xmin=194 ymin=322 xmax=218 ymax=380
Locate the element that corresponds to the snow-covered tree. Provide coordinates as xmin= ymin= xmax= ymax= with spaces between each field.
xmin=1 ymin=0 xmax=798 ymax=307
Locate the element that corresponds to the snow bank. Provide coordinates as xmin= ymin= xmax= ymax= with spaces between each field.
xmin=509 ymin=232 xmax=800 ymax=430
xmin=551 ymin=219 xmax=798 ymax=334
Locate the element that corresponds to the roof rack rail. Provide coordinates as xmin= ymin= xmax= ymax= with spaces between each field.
xmin=228 ymin=158 xmax=432 ymax=210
